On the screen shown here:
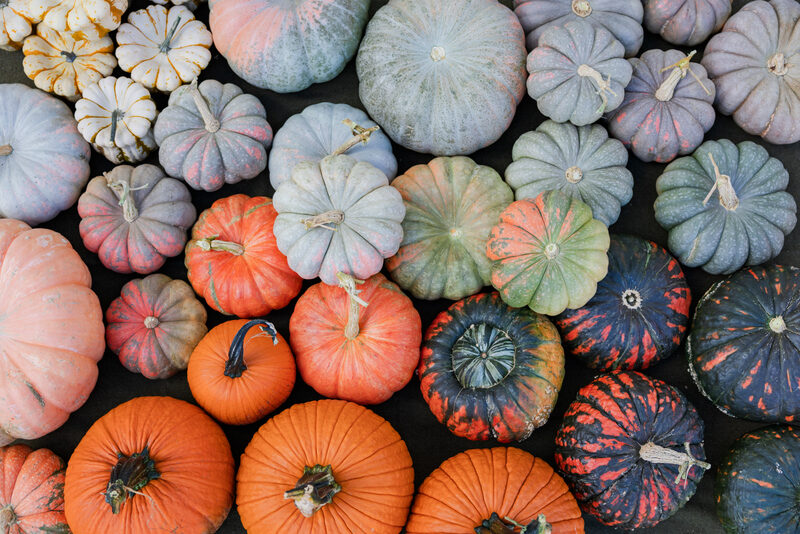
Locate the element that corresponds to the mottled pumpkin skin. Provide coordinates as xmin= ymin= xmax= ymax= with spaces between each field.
xmin=556 ymin=234 xmax=691 ymax=371
xmin=555 ymin=371 xmax=708 ymax=529
xmin=644 ymin=0 xmax=731 ymax=46
xmin=419 ymin=292 xmax=565 ymax=442
xmin=716 ymin=425 xmax=800 ymax=534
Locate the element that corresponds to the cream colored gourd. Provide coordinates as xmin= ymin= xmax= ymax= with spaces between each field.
xmin=0 ymin=0 xmax=34 ymax=50
xmin=27 ymin=0 xmax=127 ymax=40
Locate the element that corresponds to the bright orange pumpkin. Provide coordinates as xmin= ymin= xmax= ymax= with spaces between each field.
xmin=289 ymin=272 xmax=421 ymax=404
xmin=64 ymin=396 xmax=235 ymax=534
xmin=237 ymin=399 xmax=414 ymax=534
xmin=187 ymin=319 xmax=296 ymax=425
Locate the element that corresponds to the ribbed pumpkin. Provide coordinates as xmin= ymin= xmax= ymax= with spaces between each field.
xmin=106 ymin=274 xmax=207 ymax=379
xmin=0 ymin=219 xmax=105 ymax=446
xmin=290 ymin=273 xmax=421 ymax=404
xmin=556 ymin=234 xmax=691 ymax=371
xmin=237 ymin=400 xmax=414 ymax=534
xmin=420 ymin=292 xmax=565 ymax=442
xmin=28 ymin=0 xmax=127 ymax=40
xmin=188 ymin=319 xmax=296 ymax=425
xmin=0 ymin=0 xmax=33 ymax=50
xmin=386 ymin=156 xmax=513 ymax=301
xmin=64 ymin=396 xmax=234 ymax=534
xmin=644 ymin=0 xmax=731 ymax=46
xmin=185 ymin=194 xmax=302 ymax=318
xmin=406 ymin=448 xmax=584 ymax=534
xmin=555 ymin=371 xmax=710 ymax=529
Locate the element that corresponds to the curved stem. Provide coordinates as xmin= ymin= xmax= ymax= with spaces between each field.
xmin=331 ymin=119 xmax=380 ymax=156
xmin=0 ymin=505 xmax=16 ymax=530
xmin=0 ymin=144 xmax=11 ymax=156
xmin=337 ymin=272 xmax=367 ymax=340
xmin=577 ymin=64 xmax=615 ymax=113
xmin=768 ymin=53 xmax=788 ymax=76
xmin=702 ymin=153 xmax=739 ymax=211
xmin=194 ymin=237 xmax=245 ymax=255
xmin=105 ymin=446 xmax=160 ymax=514
xmin=639 ymin=441 xmax=710 ymax=484
xmin=656 ymin=50 xmax=710 ymax=101
xmin=60 ymin=50 xmax=77 ymax=62
xmin=104 ymin=173 xmax=143 ymax=223
xmin=187 ymin=78 xmax=220 ymax=133
xmin=224 ymin=319 xmax=278 ymax=379
xmin=159 ymin=16 xmax=182 ymax=53
xmin=303 ymin=210 xmax=344 ymax=231
xmin=284 ymin=464 xmax=341 ymax=518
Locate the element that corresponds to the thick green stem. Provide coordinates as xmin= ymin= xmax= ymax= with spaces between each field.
xmin=330 ymin=119 xmax=380 ymax=156
xmin=109 ymin=109 xmax=123 ymax=145
xmin=0 ymin=145 xmax=11 ymax=156
xmin=0 ymin=505 xmax=17 ymax=530
xmin=284 ymin=465 xmax=341 ymax=518
xmin=475 ymin=513 xmax=551 ymax=534
xmin=639 ymin=442 xmax=710 ymax=484
xmin=224 ymin=319 xmax=278 ymax=378
xmin=337 ymin=272 xmax=367 ymax=340
xmin=194 ymin=237 xmax=245 ymax=255
xmin=105 ymin=446 xmax=160 ymax=514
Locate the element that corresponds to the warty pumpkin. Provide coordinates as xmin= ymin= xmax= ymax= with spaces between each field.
xmin=644 ymin=0 xmax=731 ymax=46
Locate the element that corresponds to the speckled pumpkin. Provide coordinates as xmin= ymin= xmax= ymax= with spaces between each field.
xmin=644 ymin=0 xmax=731 ymax=46
xmin=0 ymin=0 xmax=35 ymax=50
xmin=27 ymin=0 xmax=127 ymax=40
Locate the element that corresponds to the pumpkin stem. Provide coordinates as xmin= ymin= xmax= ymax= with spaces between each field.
xmin=0 ymin=505 xmax=16 ymax=530
xmin=767 ymin=53 xmax=788 ymax=76
xmin=337 ymin=272 xmax=368 ymax=340
xmin=194 ymin=236 xmax=245 ymax=255
xmin=104 ymin=446 xmax=160 ymax=514
xmin=110 ymin=108 xmax=123 ymax=146
xmin=639 ymin=441 xmax=710 ymax=484
xmin=160 ymin=16 xmax=182 ymax=53
xmin=769 ymin=316 xmax=787 ymax=334
xmin=302 ymin=210 xmax=345 ymax=231
xmin=284 ymin=464 xmax=341 ymax=518
xmin=104 ymin=173 xmax=147 ymax=223
xmin=571 ymin=0 xmax=592 ymax=17
xmin=475 ymin=512 xmax=551 ymax=534
xmin=430 ymin=45 xmax=446 ymax=61
xmin=330 ymin=119 xmax=380 ymax=156
xmin=60 ymin=49 xmax=77 ymax=62
xmin=702 ymin=153 xmax=739 ymax=211
xmin=565 ymin=166 xmax=583 ymax=184
xmin=655 ymin=50 xmax=711 ymax=101
xmin=544 ymin=243 xmax=559 ymax=260
xmin=187 ymin=78 xmax=221 ymax=133
xmin=577 ymin=64 xmax=616 ymax=114
xmin=224 ymin=319 xmax=278 ymax=378
xmin=0 ymin=144 xmax=11 ymax=156
xmin=144 ymin=316 xmax=160 ymax=329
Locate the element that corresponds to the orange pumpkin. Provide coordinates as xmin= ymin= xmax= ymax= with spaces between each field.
xmin=289 ymin=272 xmax=421 ymax=404
xmin=237 ymin=399 xmax=414 ymax=534
xmin=64 ymin=396 xmax=235 ymax=534
xmin=406 ymin=447 xmax=584 ymax=534
xmin=187 ymin=319 xmax=296 ymax=425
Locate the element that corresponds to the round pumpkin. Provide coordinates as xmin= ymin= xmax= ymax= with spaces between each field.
xmin=28 ymin=0 xmax=126 ymax=40
xmin=185 ymin=194 xmax=303 ymax=318
xmin=272 ymin=154 xmax=404 ymax=285
xmin=357 ymin=0 xmax=527 ymax=155
xmin=209 ymin=0 xmax=370 ymax=93
xmin=687 ymin=264 xmax=800 ymax=424
xmin=644 ymin=0 xmax=731 ymax=46
xmin=505 ymin=120 xmax=632 ymax=226
xmin=0 ymin=445 xmax=68 ymax=533
xmin=237 ymin=399 xmax=414 ymax=534
xmin=64 ymin=396 xmax=234 ymax=534
xmin=268 ymin=102 xmax=397 ymax=190
xmin=486 ymin=191 xmax=610 ymax=316
xmin=386 ymin=156 xmax=513 ymax=301
xmin=290 ymin=273 xmax=421 ymax=404
xmin=527 ymin=20 xmax=632 ymax=126
xmin=78 ymin=164 xmax=197 ymax=275
xmin=0 ymin=0 xmax=33 ymax=50
xmin=187 ymin=319 xmax=296 ymax=425
xmin=556 ymin=234 xmax=691 ymax=371
xmin=0 ymin=219 xmax=105 ymax=446
xmin=420 ymin=292 xmax=565 ymax=442
xmin=702 ymin=0 xmax=800 ymax=144
xmin=0 ymin=83 xmax=90 ymax=225
xmin=406 ymin=447 xmax=584 ymax=534
xmin=106 ymin=274 xmax=208 ymax=380
xmin=555 ymin=371 xmax=710 ymax=529
xmin=654 ymin=139 xmax=796 ymax=275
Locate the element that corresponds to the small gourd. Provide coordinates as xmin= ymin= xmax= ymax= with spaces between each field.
xmin=27 ymin=0 xmax=127 ymax=40
xmin=644 ymin=0 xmax=731 ymax=46
xmin=0 ymin=0 xmax=34 ymax=50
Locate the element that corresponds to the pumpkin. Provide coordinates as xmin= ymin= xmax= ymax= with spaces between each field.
xmin=406 ymin=447 xmax=584 ymax=534
xmin=526 ymin=20 xmax=632 ymax=126
xmin=687 ymin=264 xmax=800 ymax=423
xmin=419 ymin=292 xmax=565 ymax=442
xmin=0 ymin=83 xmax=91 ymax=225
xmin=273 ymin=154 xmax=405 ymax=285
xmin=187 ymin=319 xmax=295 ymax=425
xmin=607 ymin=49 xmax=716 ymax=163
xmin=0 ymin=0 xmax=33 ymax=50
xmin=209 ymin=0 xmax=370 ymax=93
xmin=64 ymin=396 xmax=234 ymax=534
xmin=715 ymin=425 xmax=800 ymax=533
xmin=237 ymin=399 xmax=414 ymax=533
xmin=116 ymin=5 xmax=212 ymax=93
xmin=386 ymin=156 xmax=513 ymax=301
xmin=356 ymin=0 xmax=527 ymax=155
xmin=486 ymin=191 xmax=610 ymax=316
xmin=644 ymin=0 xmax=732 ymax=46
xmin=515 ymin=0 xmax=644 ymax=57
xmin=154 ymin=79 xmax=273 ymax=192
xmin=268 ymin=102 xmax=397 ymax=190
xmin=505 ymin=120 xmax=632 ymax=227
xmin=185 ymin=194 xmax=302 ymax=318
xmin=27 ymin=0 xmax=127 ymax=40
xmin=555 ymin=370 xmax=710 ymax=529
xmin=74 ymin=76 xmax=158 ymax=164
xmin=0 ymin=219 xmax=105 ymax=446
xmin=0 ymin=445 xmax=68 ymax=534
xmin=106 ymin=274 xmax=208 ymax=380
xmin=290 ymin=272 xmax=421 ymax=405
xmin=22 ymin=24 xmax=116 ymax=101
xmin=77 ymin=164 xmax=197 ymax=275
xmin=654 ymin=139 xmax=796 ymax=275
xmin=556 ymin=235 xmax=691 ymax=371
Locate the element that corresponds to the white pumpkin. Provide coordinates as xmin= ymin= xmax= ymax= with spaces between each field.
xmin=0 ymin=0 xmax=33 ymax=50
xmin=74 ymin=76 xmax=158 ymax=164
xmin=152 ymin=0 xmax=202 ymax=9
xmin=116 ymin=5 xmax=212 ymax=92
xmin=22 ymin=24 xmax=116 ymax=100
xmin=27 ymin=0 xmax=127 ymax=40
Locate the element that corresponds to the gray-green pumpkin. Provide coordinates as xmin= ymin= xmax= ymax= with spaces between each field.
xmin=654 ymin=139 xmax=796 ymax=275
xmin=505 ymin=120 xmax=632 ymax=226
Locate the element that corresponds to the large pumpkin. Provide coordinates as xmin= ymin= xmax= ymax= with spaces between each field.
xmin=237 ymin=400 xmax=414 ymax=533
xmin=357 ymin=0 xmax=527 ymax=155
xmin=64 ymin=396 xmax=235 ymax=534
xmin=419 ymin=292 xmax=565 ymax=442
xmin=0 ymin=219 xmax=105 ymax=446
xmin=406 ymin=448 xmax=584 ymax=534
xmin=644 ymin=0 xmax=731 ymax=46
xmin=290 ymin=273 xmax=421 ymax=404
xmin=386 ymin=156 xmax=513 ymax=301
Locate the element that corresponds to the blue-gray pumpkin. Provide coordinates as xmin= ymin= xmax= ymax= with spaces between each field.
xmin=644 ymin=0 xmax=731 ymax=46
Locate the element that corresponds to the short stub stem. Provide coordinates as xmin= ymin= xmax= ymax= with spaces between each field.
xmin=105 ymin=446 xmax=160 ymax=514
xmin=430 ymin=45 xmax=446 ymax=61
xmin=302 ymin=210 xmax=344 ymax=231
xmin=60 ymin=50 xmax=77 ymax=62
xmin=194 ymin=236 xmax=245 ymax=255
xmin=544 ymin=243 xmax=559 ymax=260
xmin=0 ymin=505 xmax=16 ymax=530
xmin=187 ymin=78 xmax=220 ymax=133
xmin=768 ymin=53 xmax=788 ymax=76
xmin=284 ymin=465 xmax=341 ymax=518
xmin=104 ymin=173 xmax=145 ymax=223
xmin=0 ymin=144 xmax=12 ymax=156
xmin=565 ymin=166 xmax=583 ymax=184
xmin=144 ymin=316 xmax=159 ymax=329
xmin=475 ymin=512 xmax=551 ymax=534
xmin=331 ymin=119 xmax=380 ymax=156
xmin=639 ymin=441 xmax=711 ymax=484
xmin=224 ymin=319 xmax=278 ymax=378
xmin=770 ymin=316 xmax=787 ymax=334
xmin=572 ymin=0 xmax=592 ymax=17
xmin=702 ymin=153 xmax=739 ymax=211
xmin=577 ymin=64 xmax=615 ymax=113
xmin=337 ymin=272 xmax=367 ymax=340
